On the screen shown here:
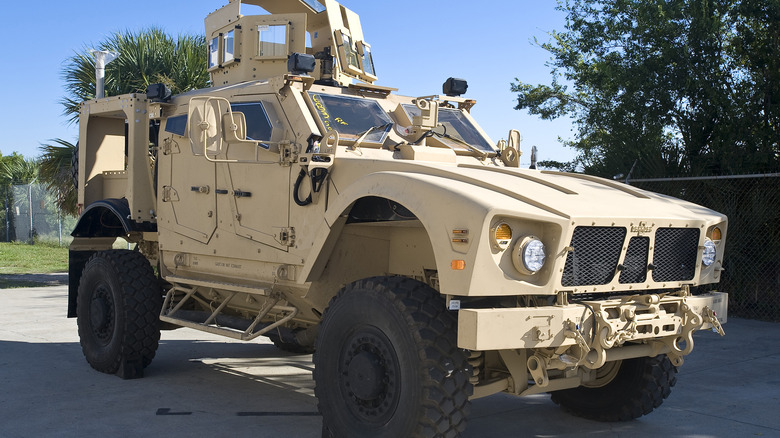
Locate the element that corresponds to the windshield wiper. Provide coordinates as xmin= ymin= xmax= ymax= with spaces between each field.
xmin=411 ymin=125 xmax=489 ymax=159
xmin=350 ymin=123 xmax=393 ymax=150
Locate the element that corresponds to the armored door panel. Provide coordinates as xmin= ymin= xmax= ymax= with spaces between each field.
xmin=167 ymin=149 xmax=217 ymax=243
xmin=219 ymin=163 xmax=291 ymax=250
xmin=217 ymin=96 xmax=291 ymax=250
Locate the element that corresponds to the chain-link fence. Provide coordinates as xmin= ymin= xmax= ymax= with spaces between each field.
xmin=629 ymin=174 xmax=780 ymax=322
xmin=1 ymin=183 xmax=76 ymax=246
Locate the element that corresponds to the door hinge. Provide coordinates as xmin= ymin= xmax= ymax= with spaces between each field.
xmin=278 ymin=227 xmax=296 ymax=247
xmin=279 ymin=141 xmax=298 ymax=166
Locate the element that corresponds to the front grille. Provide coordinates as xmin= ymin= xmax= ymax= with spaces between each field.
xmin=619 ymin=236 xmax=649 ymax=283
xmin=562 ymin=227 xmax=626 ymax=286
xmin=652 ymin=228 xmax=700 ymax=282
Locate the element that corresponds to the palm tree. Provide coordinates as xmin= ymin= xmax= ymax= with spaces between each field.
xmin=38 ymin=139 xmax=78 ymax=216
xmin=60 ymin=27 xmax=209 ymax=122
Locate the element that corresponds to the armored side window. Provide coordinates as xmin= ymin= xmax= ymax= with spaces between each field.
xmin=302 ymin=0 xmax=326 ymax=13
xmin=258 ymin=24 xmax=288 ymax=58
xmin=308 ymin=93 xmax=393 ymax=144
xmin=165 ymin=115 xmax=188 ymax=136
xmin=230 ymin=102 xmax=273 ymax=146
xmin=335 ymin=30 xmax=361 ymax=75
xmin=223 ymin=30 xmax=236 ymax=64
xmin=208 ymin=36 xmax=220 ymax=69
xmin=357 ymin=41 xmax=376 ymax=78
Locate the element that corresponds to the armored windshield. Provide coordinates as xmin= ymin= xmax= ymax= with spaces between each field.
xmin=309 ymin=93 xmax=393 ymax=144
xmin=402 ymin=105 xmax=494 ymax=153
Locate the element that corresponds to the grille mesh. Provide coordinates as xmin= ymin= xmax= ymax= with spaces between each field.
xmin=619 ymin=236 xmax=649 ymax=284
xmin=652 ymin=228 xmax=700 ymax=282
xmin=562 ymin=227 xmax=626 ymax=286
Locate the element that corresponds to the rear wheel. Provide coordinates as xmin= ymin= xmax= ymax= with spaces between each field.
xmin=551 ymin=354 xmax=677 ymax=421
xmin=76 ymin=250 xmax=162 ymax=379
xmin=315 ymin=276 xmax=472 ymax=438
xmin=268 ymin=330 xmax=315 ymax=355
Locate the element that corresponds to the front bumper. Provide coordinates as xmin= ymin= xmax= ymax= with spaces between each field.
xmin=458 ymin=291 xmax=727 ymax=365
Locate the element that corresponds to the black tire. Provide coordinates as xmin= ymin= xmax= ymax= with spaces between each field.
xmin=314 ymin=276 xmax=472 ymax=438
xmin=551 ymin=354 xmax=677 ymax=421
xmin=76 ymin=250 xmax=162 ymax=379
xmin=268 ymin=331 xmax=315 ymax=355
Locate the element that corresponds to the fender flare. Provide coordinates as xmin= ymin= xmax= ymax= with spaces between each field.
xmin=301 ymin=171 xmax=491 ymax=295
xmin=71 ymin=198 xmax=141 ymax=238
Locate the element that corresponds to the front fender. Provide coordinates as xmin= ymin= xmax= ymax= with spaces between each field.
xmin=301 ymin=171 xmax=497 ymax=295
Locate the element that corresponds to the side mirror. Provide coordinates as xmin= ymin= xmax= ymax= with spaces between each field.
xmin=188 ymin=97 xmax=223 ymax=156
xmin=222 ymin=111 xmax=249 ymax=143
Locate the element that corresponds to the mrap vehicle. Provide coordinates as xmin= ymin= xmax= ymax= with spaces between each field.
xmin=68 ymin=0 xmax=728 ymax=436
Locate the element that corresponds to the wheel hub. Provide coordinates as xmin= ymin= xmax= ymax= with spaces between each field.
xmin=339 ymin=328 xmax=400 ymax=423
xmin=89 ymin=286 xmax=114 ymax=343
xmin=347 ymin=350 xmax=386 ymax=400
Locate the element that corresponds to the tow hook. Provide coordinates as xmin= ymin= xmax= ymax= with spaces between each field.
xmin=703 ymin=306 xmax=726 ymax=336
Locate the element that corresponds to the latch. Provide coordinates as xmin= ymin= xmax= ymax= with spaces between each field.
xmin=190 ymin=185 xmax=210 ymax=194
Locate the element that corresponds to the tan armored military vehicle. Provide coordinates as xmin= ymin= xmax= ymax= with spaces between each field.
xmin=68 ymin=0 xmax=728 ymax=436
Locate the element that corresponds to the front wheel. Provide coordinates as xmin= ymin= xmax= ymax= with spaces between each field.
xmin=314 ymin=276 xmax=472 ymax=437
xmin=551 ymin=354 xmax=678 ymax=421
xmin=76 ymin=250 xmax=162 ymax=379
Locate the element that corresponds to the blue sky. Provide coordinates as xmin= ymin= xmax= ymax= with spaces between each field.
xmin=0 ymin=0 xmax=575 ymax=166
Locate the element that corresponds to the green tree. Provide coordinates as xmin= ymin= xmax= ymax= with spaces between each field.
xmin=0 ymin=153 xmax=39 ymax=185
xmin=0 ymin=153 xmax=39 ymax=242
xmin=60 ymin=27 xmax=209 ymax=122
xmin=514 ymin=0 xmax=779 ymax=178
xmin=39 ymin=139 xmax=78 ymax=217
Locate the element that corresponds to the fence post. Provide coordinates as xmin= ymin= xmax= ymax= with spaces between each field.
xmin=28 ymin=182 xmax=34 ymax=245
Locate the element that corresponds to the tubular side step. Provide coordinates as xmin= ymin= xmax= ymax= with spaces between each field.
xmin=160 ymin=277 xmax=297 ymax=341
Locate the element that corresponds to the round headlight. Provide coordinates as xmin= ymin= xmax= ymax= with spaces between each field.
xmin=702 ymin=238 xmax=717 ymax=266
xmin=512 ymin=236 xmax=546 ymax=274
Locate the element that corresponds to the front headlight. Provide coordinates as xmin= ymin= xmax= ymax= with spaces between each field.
xmin=702 ymin=238 xmax=717 ymax=266
xmin=512 ymin=236 xmax=546 ymax=275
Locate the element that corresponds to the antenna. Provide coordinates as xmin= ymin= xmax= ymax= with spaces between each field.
xmin=91 ymin=50 xmax=119 ymax=99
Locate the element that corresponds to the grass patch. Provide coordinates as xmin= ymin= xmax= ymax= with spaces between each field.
xmin=0 ymin=241 xmax=69 ymax=274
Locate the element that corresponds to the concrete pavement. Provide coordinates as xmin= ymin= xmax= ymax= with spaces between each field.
xmin=1 ymin=285 xmax=778 ymax=437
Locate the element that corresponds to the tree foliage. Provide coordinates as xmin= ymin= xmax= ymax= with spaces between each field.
xmin=0 ymin=153 xmax=39 ymax=185
xmin=38 ymin=139 xmax=78 ymax=216
xmin=514 ymin=0 xmax=780 ymax=178
xmin=60 ymin=28 xmax=209 ymax=122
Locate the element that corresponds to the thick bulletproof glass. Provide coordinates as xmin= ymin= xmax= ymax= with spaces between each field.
xmin=230 ymin=102 xmax=273 ymax=143
xmin=340 ymin=32 xmax=361 ymax=71
xmin=402 ymin=105 xmax=494 ymax=152
xmin=308 ymin=93 xmax=393 ymax=143
xmin=361 ymin=43 xmax=376 ymax=77
xmin=302 ymin=0 xmax=326 ymax=12
xmin=208 ymin=37 xmax=220 ymax=68
xmin=258 ymin=25 xmax=287 ymax=57
xmin=165 ymin=115 xmax=188 ymax=136
xmin=224 ymin=30 xmax=235 ymax=63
